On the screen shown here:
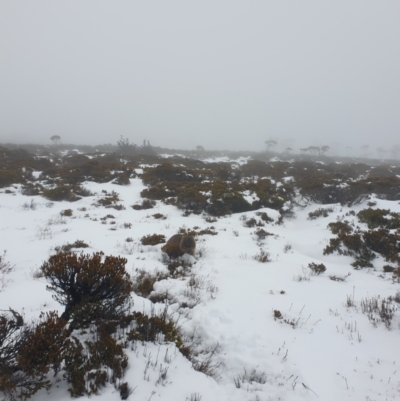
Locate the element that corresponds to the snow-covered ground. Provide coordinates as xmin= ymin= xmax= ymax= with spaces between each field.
xmin=1 ymin=173 xmax=399 ymax=401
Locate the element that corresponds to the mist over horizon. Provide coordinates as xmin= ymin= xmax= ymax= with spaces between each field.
xmin=1 ymin=1 xmax=399 ymax=156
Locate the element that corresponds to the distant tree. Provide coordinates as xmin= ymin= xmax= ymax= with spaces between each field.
xmin=390 ymin=145 xmax=400 ymax=159
xmin=376 ymin=147 xmax=387 ymax=159
xmin=117 ymin=136 xmax=137 ymax=156
xmin=50 ymin=135 xmax=61 ymax=146
xmin=196 ymin=145 xmax=205 ymax=151
xmin=306 ymin=146 xmax=320 ymax=156
xmin=360 ymin=144 xmax=369 ymax=157
xmin=320 ymin=145 xmax=329 ymax=155
xmin=265 ymin=140 xmax=277 ymax=152
xmin=285 ymin=147 xmax=292 ymax=154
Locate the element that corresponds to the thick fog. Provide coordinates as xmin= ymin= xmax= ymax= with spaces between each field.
xmin=1 ymin=1 xmax=399 ymax=155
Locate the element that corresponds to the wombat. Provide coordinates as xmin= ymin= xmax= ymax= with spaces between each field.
xmin=162 ymin=234 xmax=196 ymax=258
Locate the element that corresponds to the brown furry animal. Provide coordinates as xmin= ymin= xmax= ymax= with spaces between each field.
xmin=162 ymin=234 xmax=196 ymax=258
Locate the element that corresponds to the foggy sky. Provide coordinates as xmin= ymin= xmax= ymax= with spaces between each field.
xmin=1 ymin=1 xmax=399 ymax=154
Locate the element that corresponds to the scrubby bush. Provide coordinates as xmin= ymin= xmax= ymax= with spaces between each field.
xmin=43 ymin=185 xmax=77 ymax=202
xmin=308 ymin=207 xmax=334 ymax=220
xmin=131 ymin=199 xmax=156 ymax=210
xmin=43 ymin=184 xmax=91 ymax=202
xmin=140 ymin=234 xmax=166 ymax=246
xmin=40 ymin=252 xmax=133 ymax=326
xmin=132 ymin=269 xmax=169 ymax=298
xmin=0 ymin=170 xmax=23 ymax=188
xmin=127 ymin=307 xmax=189 ymax=356
xmin=308 ymin=262 xmax=326 ymax=275
xmin=152 ymin=213 xmax=166 ymax=219
xmin=0 ymin=310 xmax=67 ymax=401
xmin=96 ymin=191 xmax=124 ymax=209
xmin=64 ymin=322 xmax=128 ymax=397
xmin=253 ymin=249 xmax=271 ymax=263
xmin=357 ymin=208 xmax=400 ymax=229
xmin=254 ymin=228 xmax=273 ymax=241
xmin=60 ymin=209 xmax=73 ymax=217
xmin=55 ymin=240 xmax=89 ymax=252
xmin=113 ymin=172 xmax=131 ymax=186
xmin=255 ymin=211 xmax=274 ymax=223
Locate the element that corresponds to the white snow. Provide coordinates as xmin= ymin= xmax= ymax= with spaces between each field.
xmin=1 ymin=168 xmax=399 ymax=401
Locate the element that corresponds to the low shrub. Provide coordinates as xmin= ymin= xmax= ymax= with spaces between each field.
xmin=43 ymin=185 xmax=80 ymax=202
xmin=127 ymin=307 xmax=189 ymax=356
xmin=96 ymin=191 xmax=122 ymax=208
xmin=0 ymin=310 xmax=68 ymax=401
xmin=357 ymin=208 xmax=400 ymax=230
xmin=308 ymin=262 xmax=326 ymax=275
xmin=132 ymin=269 xmax=169 ymax=298
xmin=308 ymin=207 xmax=334 ymax=220
xmin=131 ymin=199 xmax=156 ymax=210
xmin=255 ymin=211 xmax=274 ymax=223
xmin=0 ymin=170 xmax=23 ymax=188
xmin=254 ymin=228 xmax=273 ymax=240
xmin=140 ymin=234 xmax=166 ymax=246
xmin=152 ymin=213 xmax=166 ymax=219
xmin=253 ymin=249 xmax=271 ymax=263
xmin=64 ymin=323 xmax=128 ymax=397
xmin=60 ymin=209 xmax=73 ymax=217
xmin=55 ymin=240 xmax=89 ymax=252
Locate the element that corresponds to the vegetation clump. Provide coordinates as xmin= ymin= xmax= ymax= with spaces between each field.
xmin=132 ymin=269 xmax=169 ymax=298
xmin=96 ymin=190 xmax=125 ymax=209
xmin=308 ymin=262 xmax=327 ymax=275
xmin=357 ymin=208 xmax=400 ymax=229
xmin=132 ymin=199 xmax=156 ymax=210
xmin=40 ymin=251 xmax=133 ymax=326
xmin=324 ymin=210 xmax=400 ymax=268
xmin=308 ymin=207 xmax=334 ymax=220
xmin=55 ymin=240 xmax=89 ymax=252
xmin=140 ymin=234 xmax=166 ymax=246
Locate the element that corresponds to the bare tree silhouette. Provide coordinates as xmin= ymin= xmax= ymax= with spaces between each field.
xmin=50 ymin=135 xmax=61 ymax=146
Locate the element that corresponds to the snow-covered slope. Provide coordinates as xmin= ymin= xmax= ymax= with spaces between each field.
xmin=1 ymin=172 xmax=399 ymax=401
